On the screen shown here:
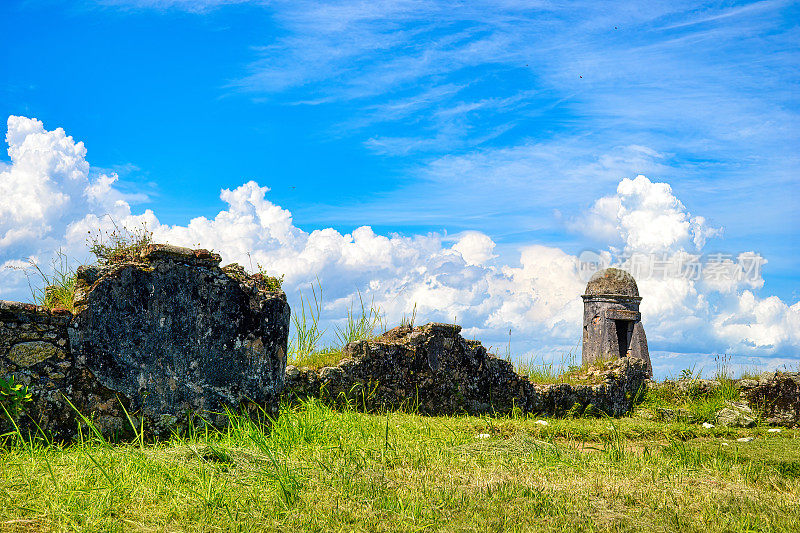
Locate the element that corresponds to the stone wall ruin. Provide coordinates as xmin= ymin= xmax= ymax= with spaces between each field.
xmin=284 ymin=323 xmax=649 ymax=417
xmin=0 ymin=244 xmax=289 ymax=440
xmin=5 ymin=243 xmax=794 ymax=440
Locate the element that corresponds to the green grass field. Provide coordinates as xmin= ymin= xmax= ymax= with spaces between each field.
xmin=1 ymin=396 xmax=798 ymax=532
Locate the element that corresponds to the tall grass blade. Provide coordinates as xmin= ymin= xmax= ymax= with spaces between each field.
xmin=289 ymin=279 xmax=325 ymax=361
xmin=334 ymin=290 xmax=382 ymax=348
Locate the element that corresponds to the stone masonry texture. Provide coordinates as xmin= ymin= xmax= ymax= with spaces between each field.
xmin=284 ymin=323 xmax=649 ymax=417
xmin=1 ymin=244 xmax=289 ymax=440
xmin=739 ymin=372 xmax=800 ymax=427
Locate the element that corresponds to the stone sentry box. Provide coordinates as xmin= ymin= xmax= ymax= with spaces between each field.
xmin=581 ymin=268 xmax=652 ymax=377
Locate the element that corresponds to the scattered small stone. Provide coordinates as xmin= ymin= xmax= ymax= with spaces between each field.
xmin=721 ymin=442 xmax=729 ymax=446
xmin=476 ymin=433 xmax=490 ymax=439
xmin=702 ymin=422 xmax=714 ymax=429
xmin=768 ymin=428 xmax=782 ymax=433
xmin=535 ymin=420 xmax=549 ymax=426
xmin=736 ymin=437 xmax=754 ymax=443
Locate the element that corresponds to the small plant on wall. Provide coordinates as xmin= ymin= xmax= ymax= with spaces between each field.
xmin=10 ymin=249 xmax=77 ymax=312
xmin=254 ymin=263 xmax=284 ymax=292
xmin=87 ymin=220 xmax=153 ymax=265
xmin=0 ymin=376 xmax=32 ymax=422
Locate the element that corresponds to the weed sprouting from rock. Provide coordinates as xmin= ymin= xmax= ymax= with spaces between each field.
xmin=288 ymin=283 xmax=385 ymax=369
xmin=87 ymin=219 xmax=153 ymax=265
xmin=259 ymin=272 xmax=284 ymax=292
xmin=11 ymin=249 xmax=77 ymax=312
xmin=0 ymin=376 xmax=33 ymax=422
xmin=399 ymin=303 xmax=417 ymax=329
xmin=515 ymin=344 xmax=599 ymax=385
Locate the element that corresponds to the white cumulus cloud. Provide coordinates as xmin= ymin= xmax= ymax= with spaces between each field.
xmin=574 ymin=174 xmax=723 ymax=253
xmin=0 ymin=116 xmax=125 ymax=254
xmin=451 ymin=231 xmax=497 ymax=266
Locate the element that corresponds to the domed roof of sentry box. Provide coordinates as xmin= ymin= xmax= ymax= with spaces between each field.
xmin=584 ymin=268 xmax=639 ymax=297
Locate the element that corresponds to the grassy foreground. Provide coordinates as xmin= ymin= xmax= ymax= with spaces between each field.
xmin=1 ymin=399 xmax=798 ymax=532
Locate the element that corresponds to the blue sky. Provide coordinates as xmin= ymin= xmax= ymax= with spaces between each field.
xmin=1 ymin=0 xmax=798 ymax=377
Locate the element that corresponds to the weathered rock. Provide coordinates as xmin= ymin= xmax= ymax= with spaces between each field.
xmin=643 ymin=375 xmax=800 ymax=427
xmin=1 ymin=244 xmax=289 ymax=440
xmin=716 ymin=402 xmax=756 ymax=428
xmin=283 ymin=323 xmax=649 ymax=417
xmin=7 ymin=341 xmax=66 ymax=368
xmin=739 ymin=372 xmax=800 ymax=427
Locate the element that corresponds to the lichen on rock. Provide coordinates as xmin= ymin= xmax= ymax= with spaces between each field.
xmin=7 ymin=341 xmax=65 ymax=368
xmin=1 ymin=244 xmax=290 ymax=440
xmin=69 ymin=244 xmax=290 ymax=435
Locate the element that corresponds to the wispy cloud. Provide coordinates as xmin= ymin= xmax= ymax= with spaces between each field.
xmin=296 ymin=140 xmax=676 ymax=238
xmin=94 ymin=1 xmax=798 ymax=184
xmin=96 ymin=0 xmax=256 ymax=13
xmin=657 ymin=0 xmax=791 ymax=31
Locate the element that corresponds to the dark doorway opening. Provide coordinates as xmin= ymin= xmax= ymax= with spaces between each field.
xmin=615 ymin=320 xmax=631 ymax=357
